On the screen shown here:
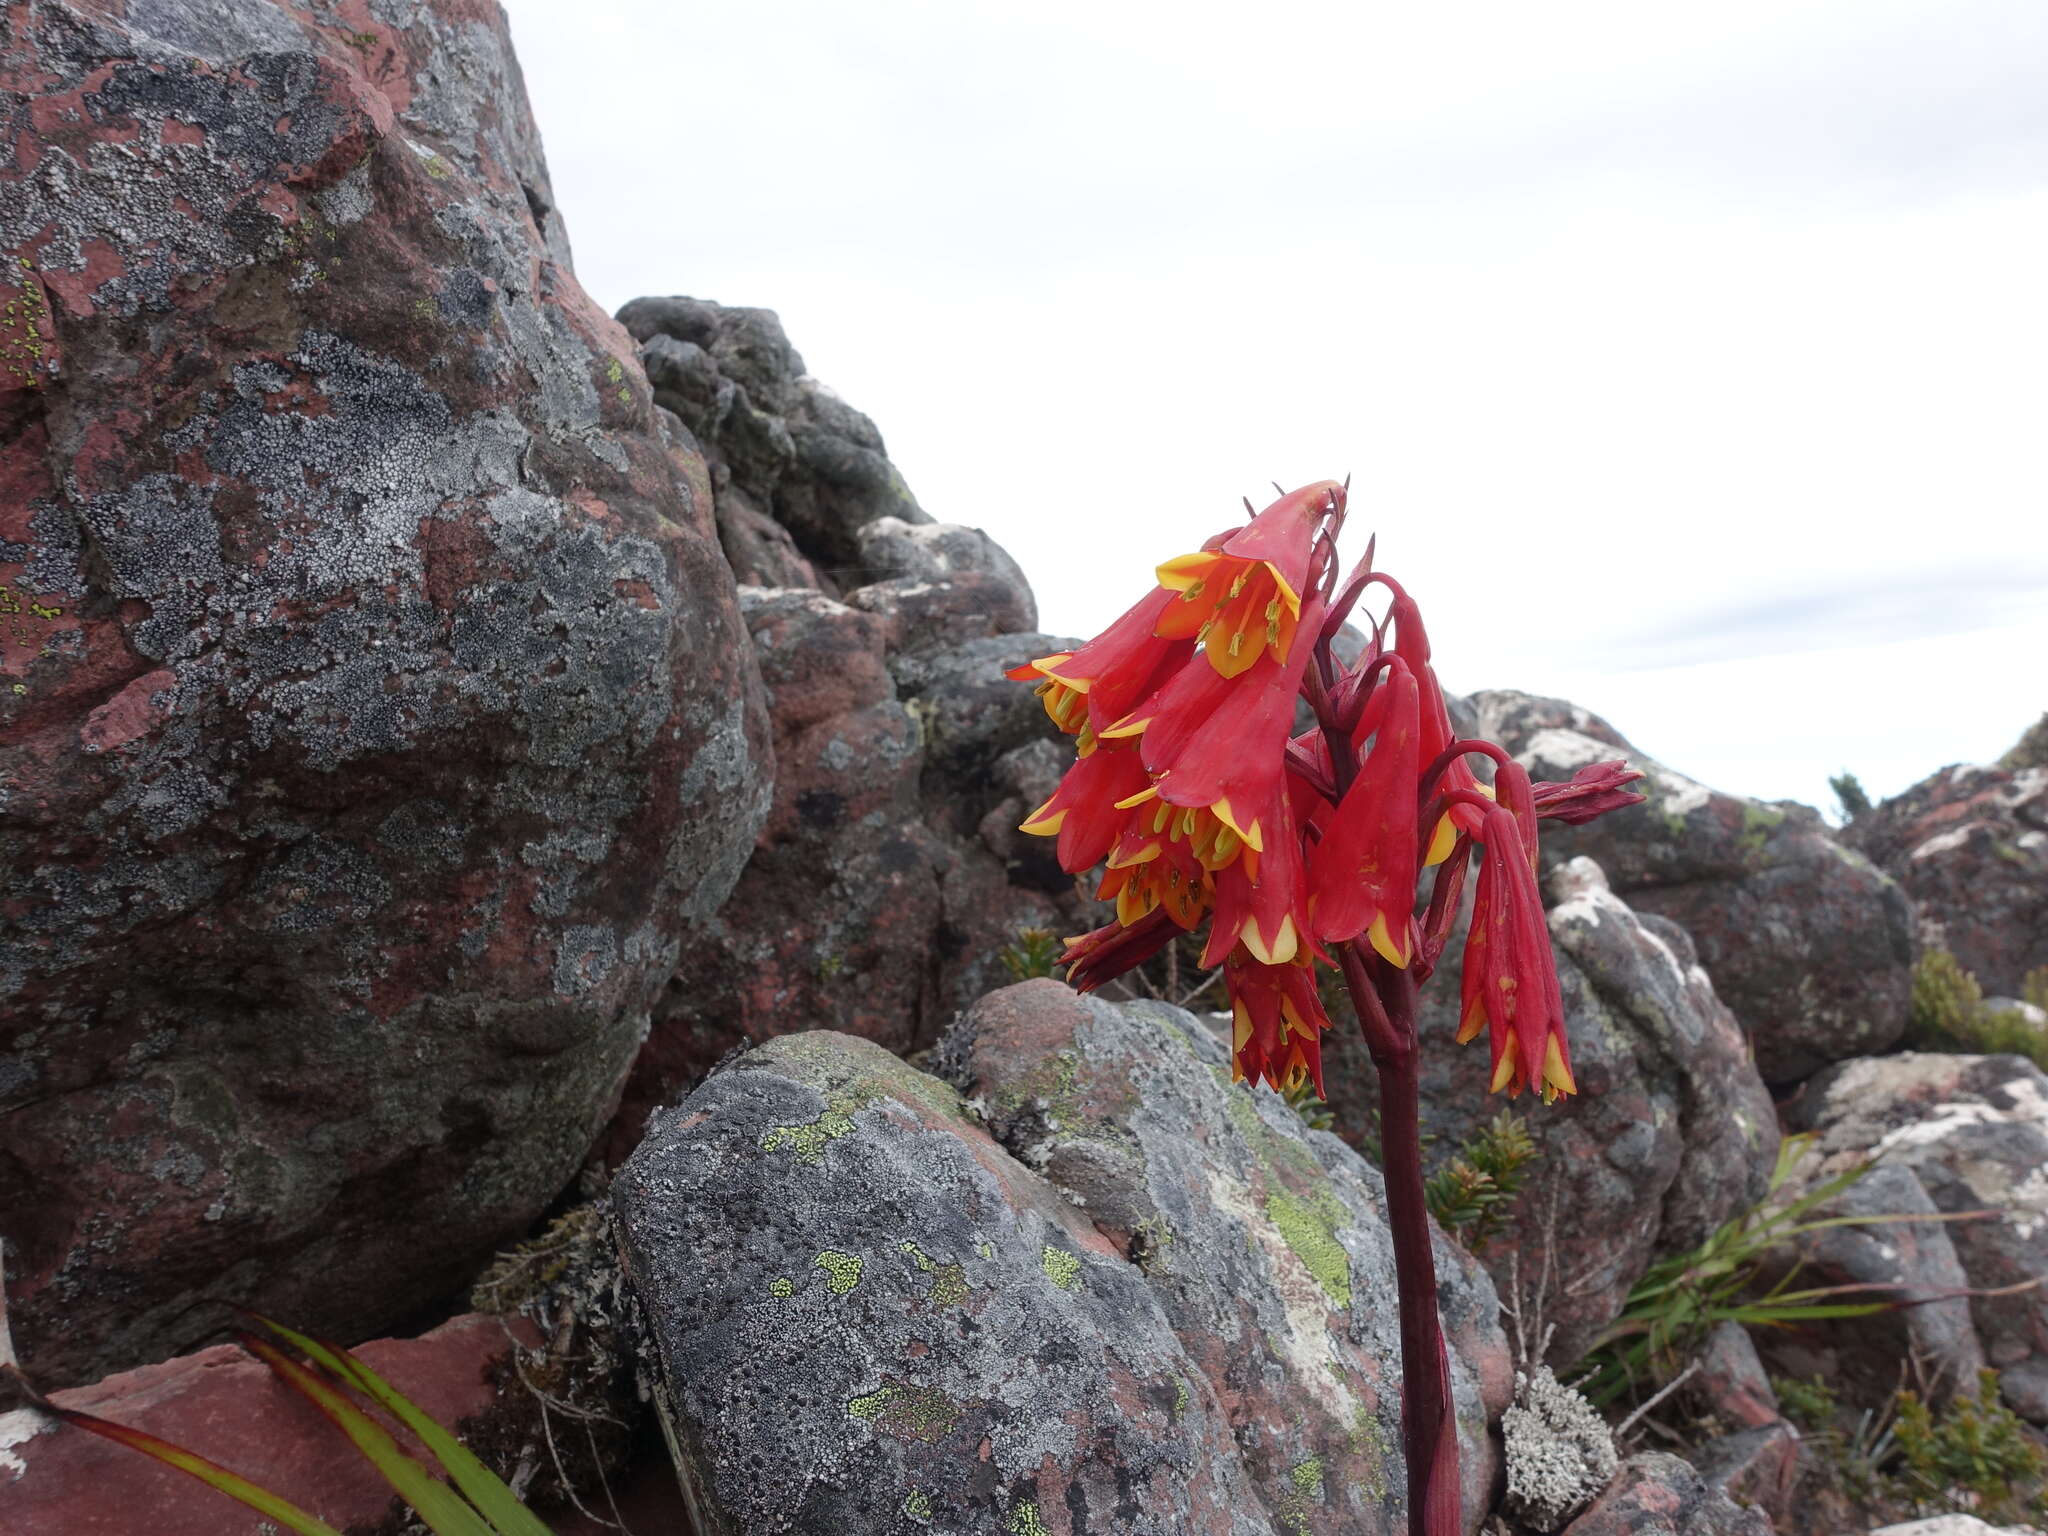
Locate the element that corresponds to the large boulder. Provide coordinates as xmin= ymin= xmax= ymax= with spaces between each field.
xmin=1336 ymin=859 xmax=1780 ymax=1364
xmin=1468 ymin=691 xmax=1916 ymax=1084
xmin=0 ymin=1 xmax=771 ymax=1383
xmin=1783 ymin=1052 xmax=2048 ymax=1421
xmin=1843 ymin=763 xmax=2048 ymax=999
xmin=615 ymin=986 xmax=1514 ymax=1535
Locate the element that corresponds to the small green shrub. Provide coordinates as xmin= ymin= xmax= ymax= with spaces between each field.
xmin=1893 ymin=1369 xmax=2048 ymax=1523
xmin=1000 ymin=927 xmax=1063 ymax=982
xmin=1772 ymin=1372 xmax=1839 ymax=1431
xmin=1908 ymin=950 xmax=2048 ymax=1071
xmin=1830 ymin=770 xmax=1873 ymax=822
xmin=1910 ymin=949 xmax=1985 ymax=1044
xmin=1424 ymin=1110 xmax=1536 ymax=1254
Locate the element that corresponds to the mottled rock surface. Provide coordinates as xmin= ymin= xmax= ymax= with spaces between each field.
xmin=605 ymin=587 xmax=1073 ymax=1156
xmin=1325 ymin=859 xmax=1779 ymax=1364
xmin=1785 ymin=1052 xmax=2048 ymax=1421
xmin=1844 ymin=763 xmax=2048 ymax=999
xmin=1469 ymin=691 xmax=1916 ymax=1084
xmin=0 ymin=1 xmax=770 ymax=1383
xmin=1561 ymin=1452 xmax=1774 ymax=1536
xmin=0 ymin=1314 xmax=541 ymax=1535
xmin=616 ymin=986 xmax=1514 ymax=1535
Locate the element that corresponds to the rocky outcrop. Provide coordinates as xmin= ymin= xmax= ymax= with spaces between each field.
xmin=1469 ymin=691 xmax=1916 ymax=1084
xmin=601 ymin=300 xmax=1068 ymax=1150
xmin=1784 ymin=1052 xmax=2048 ymax=1422
xmin=1323 ymin=859 xmax=1780 ymax=1364
xmin=1844 ymin=763 xmax=2048 ymax=999
xmin=1562 ymin=1452 xmax=1773 ymax=1536
xmin=615 ymin=986 xmax=1515 ymax=1535
xmin=0 ymin=2 xmax=772 ymax=1384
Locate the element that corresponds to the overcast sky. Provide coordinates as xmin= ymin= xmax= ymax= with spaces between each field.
xmin=506 ymin=0 xmax=2048 ymax=815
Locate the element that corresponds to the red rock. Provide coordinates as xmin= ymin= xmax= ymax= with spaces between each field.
xmin=0 ymin=1 xmax=772 ymax=1384
xmin=0 ymin=1314 xmax=542 ymax=1535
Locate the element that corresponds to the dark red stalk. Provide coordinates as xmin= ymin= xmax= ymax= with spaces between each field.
xmin=1318 ymin=624 xmax=1462 ymax=1536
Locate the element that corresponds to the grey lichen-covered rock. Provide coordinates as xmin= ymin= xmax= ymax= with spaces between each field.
xmin=614 ymin=1030 xmax=1269 ymax=1536
xmin=1335 ymin=859 xmax=1778 ymax=1364
xmin=0 ymin=0 xmax=769 ymax=1385
xmin=1502 ymin=1366 xmax=1619 ymax=1532
xmin=617 ymin=986 xmax=1515 ymax=1535
xmin=854 ymin=516 xmax=1039 ymax=632
xmin=619 ymin=295 xmax=928 ymax=585
xmin=1469 ymin=690 xmax=1916 ymax=1084
xmin=937 ymin=980 xmax=1515 ymax=1534
xmin=1784 ymin=1052 xmax=2048 ymax=1421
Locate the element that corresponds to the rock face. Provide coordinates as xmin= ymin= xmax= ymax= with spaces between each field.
xmin=615 ymin=984 xmax=1515 ymax=1536
xmin=602 ymin=298 xmax=1069 ymax=1149
xmin=0 ymin=2 xmax=770 ymax=1384
xmin=0 ymin=1314 xmax=541 ymax=1535
xmin=1843 ymin=763 xmax=2048 ymax=999
xmin=1469 ymin=691 xmax=1916 ymax=1084
xmin=1562 ymin=1453 xmax=1772 ymax=1536
xmin=1325 ymin=859 xmax=1779 ymax=1364
xmin=1784 ymin=1052 xmax=2048 ymax=1421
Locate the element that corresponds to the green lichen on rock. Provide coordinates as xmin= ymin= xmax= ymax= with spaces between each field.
xmin=814 ymin=1249 xmax=864 ymax=1293
xmin=1172 ymin=1375 xmax=1190 ymax=1419
xmin=1005 ymin=1501 xmax=1051 ymax=1536
xmin=768 ymin=1277 xmax=794 ymax=1298
xmin=902 ymin=1488 xmax=934 ymax=1522
xmin=1348 ymin=1403 xmax=1392 ymax=1497
xmin=900 ymin=1240 xmax=970 ymax=1306
xmin=760 ymin=1092 xmax=866 ymax=1164
xmin=1041 ymin=1244 xmax=1083 ymax=1291
xmin=1276 ymin=1456 xmax=1328 ymax=1536
xmin=1291 ymin=1456 xmax=1326 ymax=1497
xmin=1265 ymin=1188 xmax=1352 ymax=1308
xmin=846 ymin=1381 xmax=962 ymax=1444
xmin=1739 ymin=801 xmax=1785 ymax=857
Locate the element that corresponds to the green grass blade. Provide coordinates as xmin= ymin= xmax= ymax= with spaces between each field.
xmin=251 ymin=1317 xmax=553 ymax=1536
xmin=241 ymin=1334 xmax=499 ymax=1536
xmin=44 ymin=1405 xmax=344 ymax=1536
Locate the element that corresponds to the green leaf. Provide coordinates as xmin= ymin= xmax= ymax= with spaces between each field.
xmin=43 ymin=1406 xmax=345 ymax=1536
xmin=252 ymin=1317 xmax=553 ymax=1536
xmin=241 ymin=1334 xmax=498 ymax=1536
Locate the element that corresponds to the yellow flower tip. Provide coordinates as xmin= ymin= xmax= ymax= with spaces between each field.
xmin=1423 ymin=813 xmax=1460 ymax=868
xmin=1488 ymin=1034 xmax=1519 ymax=1094
xmin=1018 ymin=803 xmax=1066 ymax=836
xmin=1113 ymin=784 xmax=1161 ymax=810
xmin=1099 ymin=715 xmax=1150 ymax=740
xmin=1541 ymin=1035 xmax=1576 ymax=1099
xmin=1232 ymin=1004 xmax=1253 ymax=1052
xmin=1157 ymin=551 xmax=1219 ymax=592
xmin=1265 ymin=561 xmax=1303 ymax=620
xmin=1455 ymin=999 xmax=1486 ymax=1045
xmin=1366 ymin=912 xmax=1410 ymax=969
xmin=1244 ymin=914 xmax=1298 ymax=966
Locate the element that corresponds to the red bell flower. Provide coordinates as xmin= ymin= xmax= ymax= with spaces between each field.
xmin=1017 ymin=742 xmax=1155 ymax=874
xmin=1532 ymin=759 xmax=1648 ymax=825
xmin=1225 ymin=947 xmax=1335 ymax=1094
xmin=1457 ymin=805 xmax=1576 ymax=1103
xmin=1152 ymin=482 xmax=1339 ymax=677
xmin=1309 ymin=656 xmax=1421 ymax=966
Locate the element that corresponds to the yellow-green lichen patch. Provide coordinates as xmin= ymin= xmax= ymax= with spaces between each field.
xmin=1348 ymin=1405 xmax=1391 ymax=1499
xmin=814 ymin=1250 xmax=863 ymax=1293
xmin=901 ymin=1241 xmax=970 ymax=1307
xmin=1172 ymin=1375 xmax=1190 ymax=1419
xmin=1006 ymin=1501 xmax=1051 ymax=1536
xmin=846 ymin=1381 xmax=961 ymax=1444
xmin=768 ymin=1277 xmax=794 ymax=1298
xmin=760 ymin=1090 xmax=868 ymax=1164
xmin=1291 ymin=1457 xmax=1325 ymax=1497
xmin=1265 ymin=1188 xmax=1352 ymax=1309
xmin=1040 ymin=1245 xmax=1083 ymax=1291
xmin=1276 ymin=1455 xmax=1328 ymax=1536
xmin=903 ymin=1488 xmax=935 ymax=1522
xmin=993 ymin=1049 xmax=1133 ymax=1141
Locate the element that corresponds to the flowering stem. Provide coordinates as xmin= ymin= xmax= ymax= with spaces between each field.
xmin=1339 ymin=944 xmax=1462 ymax=1536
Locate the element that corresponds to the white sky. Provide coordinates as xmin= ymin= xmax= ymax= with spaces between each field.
xmin=505 ymin=0 xmax=2048 ymax=816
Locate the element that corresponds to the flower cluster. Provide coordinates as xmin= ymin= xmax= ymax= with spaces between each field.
xmin=1011 ymin=481 xmax=1643 ymax=1102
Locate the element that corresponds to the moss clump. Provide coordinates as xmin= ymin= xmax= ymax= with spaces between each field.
xmin=814 ymin=1250 xmax=864 ymax=1293
xmin=1041 ymin=1245 xmax=1083 ymax=1291
xmin=1265 ymin=1188 xmax=1352 ymax=1309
